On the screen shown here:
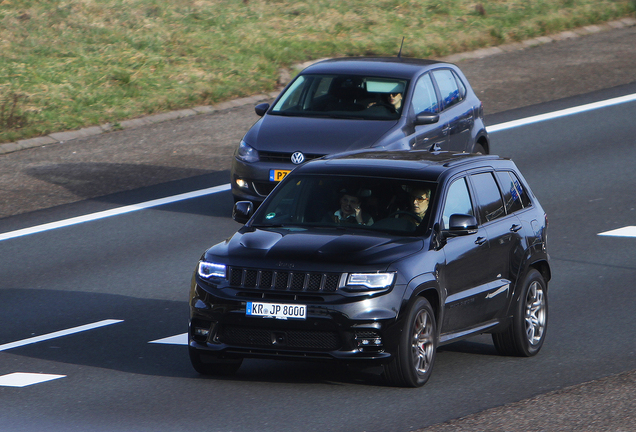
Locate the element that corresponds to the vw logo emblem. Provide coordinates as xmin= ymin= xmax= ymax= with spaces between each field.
xmin=291 ymin=151 xmax=305 ymax=165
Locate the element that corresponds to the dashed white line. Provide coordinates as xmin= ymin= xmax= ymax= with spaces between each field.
xmin=1 ymin=93 xmax=635 ymax=243
xmin=598 ymin=226 xmax=636 ymax=238
xmin=0 ymin=373 xmax=66 ymax=388
xmin=0 ymin=319 xmax=124 ymax=352
xmin=149 ymin=333 xmax=188 ymax=345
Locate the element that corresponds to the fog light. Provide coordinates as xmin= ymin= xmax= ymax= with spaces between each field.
xmin=194 ymin=328 xmax=210 ymax=337
xmin=355 ymin=331 xmax=383 ymax=348
xmin=191 ymin=319 xmax=215 ymax=343
xmin=236 ymin=178 xmax=249 ymax=189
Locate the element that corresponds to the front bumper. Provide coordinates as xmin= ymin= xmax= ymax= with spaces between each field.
xmin=230 ymin=157 xmax=294 ymax=202
xmin=189 ymin=279 xmax=405 ymax=363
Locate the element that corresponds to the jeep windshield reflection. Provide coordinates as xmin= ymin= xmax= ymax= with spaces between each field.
xmin=251 ymin=175 xmax=436 ymax=234
xmin=271 ymin=75 xmax=409 ymax=120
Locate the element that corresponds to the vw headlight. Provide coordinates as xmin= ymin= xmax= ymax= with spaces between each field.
xmin=345 ymin=273 xmax=395 ymax=291
xmin=236 ymin=140 xmax=259 ymax=163
xmin=198 ymin=261 xmax=227 ymax=279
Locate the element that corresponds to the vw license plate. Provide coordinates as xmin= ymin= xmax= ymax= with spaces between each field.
xmin=269 ymin=169 xmax=291 ymax=182
xmin=246 ymin=302 xmax=306 ymax=320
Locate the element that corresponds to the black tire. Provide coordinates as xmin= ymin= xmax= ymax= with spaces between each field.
xmin=189 ymin=347 xmax=243 ymax=376
xmin=384 ymin=297 xmax=437 ymax=387
xmin=473 ymin=143 xmax=487 ymax=154
xmin=492 ymin=269 xmax=548 ymax=357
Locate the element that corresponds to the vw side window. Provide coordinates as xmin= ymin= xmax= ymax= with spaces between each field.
xmin=411 ymin=74 xmax=439 ymax=114
xmin=432 ymin=69 xmax=461 ymax=110
xmin=470 ymin=172 xmax=505 ymax=223
xmin=273 ymin=76 xmax=307 ymax=111
xmin=455 ymin=71 xmax=467 ymax=99
xmin=442 ymin=177 xmax=474 ymax=229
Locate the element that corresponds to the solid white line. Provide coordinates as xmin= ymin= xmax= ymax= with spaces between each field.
xmin=0 ymin=184 xmax=230 ymax=242
xmin=2 ymin=92 xmax=635 ymax=243
xmin=149 ymin=333 xmax=188 ymax=345
xmin=487 ymin=93 xmax=636 ymax=133
xmin=0 ymin=319 xmax=124 ymax=352
xmin=598 ymin=226 xmax=636 ymax=238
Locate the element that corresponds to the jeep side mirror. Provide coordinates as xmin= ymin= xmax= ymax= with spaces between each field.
xmin=414 ymin=111 xmax=440 ymax=126
xmin=232 ymin=201 xmax=253 ymax=224
xmin=255 ymin=103 xmax=270 ymax=117
xmin=445 ymin=214 xmax=478 ymax=237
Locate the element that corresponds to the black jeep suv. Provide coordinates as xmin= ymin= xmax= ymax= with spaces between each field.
xmin=190 ymin=150 xmax=550 ymax=387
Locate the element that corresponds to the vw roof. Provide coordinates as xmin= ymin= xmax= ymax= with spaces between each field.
xmin=301 ymin=57 xmax=448 ymax=80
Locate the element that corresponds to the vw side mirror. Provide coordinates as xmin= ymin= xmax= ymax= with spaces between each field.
xmin=414 ymin=111 xmax=440 ymax=126
xmin=255 ymin=103 xmax=270 ymax=117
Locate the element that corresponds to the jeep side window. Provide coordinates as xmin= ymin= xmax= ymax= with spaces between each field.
xmin=442 ymin=177 xmax=474 ymax=229
xmin=470 ymin=172 xmax=505 ymax=223
xmin=510 ymin=171 xmax=531 ymax=208
xmin=495 ymin=171 xmax=526 ymax=214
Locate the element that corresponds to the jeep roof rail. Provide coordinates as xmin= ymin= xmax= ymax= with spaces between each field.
xmin=443 ymin=154 xmax=501 ymax=168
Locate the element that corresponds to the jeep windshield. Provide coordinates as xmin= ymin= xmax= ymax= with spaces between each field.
xmin=271 ymin=74 xmax=408 ymax=121
xmin=251 ymin=175 xmax=436 ymax=235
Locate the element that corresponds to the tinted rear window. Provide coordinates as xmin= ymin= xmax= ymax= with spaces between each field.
xmin=496 ymin=170 xmax=531 ymax=212
xmin=470 ymin=172 xmax=505 ymax=223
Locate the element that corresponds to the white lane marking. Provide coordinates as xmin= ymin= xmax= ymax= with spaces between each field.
xmin=0 ymin=319 xmax=124 ymax=352
xmin=0 ymin=373 xmax=66 ymax=388
xmin=2 ymin=93 xmax=635 ymax=243
xmin=0 ymin=184 xmax=230 ymax=242
xmin=149 ymin=333 xmax=188 ymax=345
xmin=598 ymin=226 xmax=636 ymax=238
xmin=487 ymin=93 xmax=636 ymax=133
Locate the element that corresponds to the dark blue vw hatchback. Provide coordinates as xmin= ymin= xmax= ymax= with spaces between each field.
xmin=231 ymin=57 xmax=489 ymax=204
xmin=192 ymin=150 xmax=550 ymax=387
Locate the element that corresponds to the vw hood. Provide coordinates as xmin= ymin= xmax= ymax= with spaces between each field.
xmin=244 ymin=114 xmax=399 ymax=153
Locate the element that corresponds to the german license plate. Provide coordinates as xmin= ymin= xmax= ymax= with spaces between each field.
xmin=246 ymin=302 xmax=306 ymax=320
xmin=269 ymin=169 xmax=291 ymax=182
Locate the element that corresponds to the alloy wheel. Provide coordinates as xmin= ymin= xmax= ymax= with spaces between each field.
xmin=412 ymin=309 xmax=435 ymax=374
xmin=525 ymin=281 xmax=546 ymax=345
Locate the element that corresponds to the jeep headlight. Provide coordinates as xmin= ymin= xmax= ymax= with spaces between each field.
xmin=345 ymin=272 xmax=395 ymax=291
xmin=198 ymin=261 xmax=227 ymax=279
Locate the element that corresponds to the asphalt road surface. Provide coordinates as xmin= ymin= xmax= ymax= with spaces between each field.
xmin=1 ymin=23 xmax=636 ymax=432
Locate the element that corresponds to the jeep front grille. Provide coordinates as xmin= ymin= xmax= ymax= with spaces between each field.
xmin=229 ymin=267 xmax=341 ymax=293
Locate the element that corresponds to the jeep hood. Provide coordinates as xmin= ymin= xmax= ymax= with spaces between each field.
xmin=206 ymin=228 xmax=424 ymax=269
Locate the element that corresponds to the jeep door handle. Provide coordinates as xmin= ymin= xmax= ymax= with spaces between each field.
xmin=510 ymin=224 xmax=522 ymax=232
xmin=475 ymin=236 xmax=487 ymax=246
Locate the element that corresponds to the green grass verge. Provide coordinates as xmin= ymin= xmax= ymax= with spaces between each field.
xmin=1 ymin=0 xmax=634 ymax=143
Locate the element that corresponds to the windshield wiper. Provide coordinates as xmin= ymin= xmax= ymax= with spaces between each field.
xmin=251 ymin=223 xmax=287 ymax=228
